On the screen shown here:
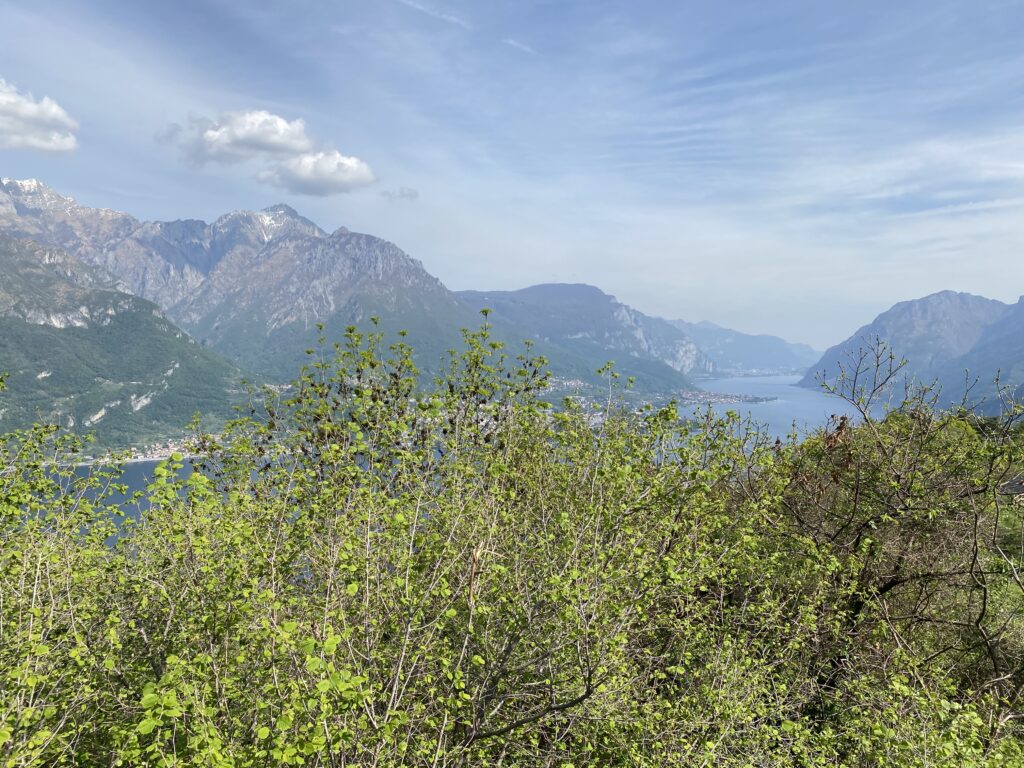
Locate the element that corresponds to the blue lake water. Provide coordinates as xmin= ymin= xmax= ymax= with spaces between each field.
xmin=94 ymin=376 xmax=858 ymax=497
xmin=694 ymin=374 xmax=863 ymax=439
xmin=74 ymin=458 xmax=192 ymax=508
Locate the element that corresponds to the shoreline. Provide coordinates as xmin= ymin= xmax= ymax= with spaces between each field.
xmin=74 ymin=452 xmax=199 ymax=468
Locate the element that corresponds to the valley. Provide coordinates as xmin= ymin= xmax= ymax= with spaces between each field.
xmin=1 ymin=178 xmax=1021 ymax=454
xmin=0 ymin=178 xmax=831 ymax=450
xmin=4 ymin=8 xmax=1024 ymax=762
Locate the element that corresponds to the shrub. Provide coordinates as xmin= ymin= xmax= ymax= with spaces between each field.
xmin=1 ymin=327 xmax=1023 ymax=766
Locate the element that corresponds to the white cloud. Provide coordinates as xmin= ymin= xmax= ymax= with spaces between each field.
xmin=0 ymin=77 xmax=78 ymax=152
xmin=188 ymin=110 xmax=314 ymax=163
xmin=259 ymin=149 xmax=376 ymax=196
xmin=167 ymin=109 xmax=375 ymax=195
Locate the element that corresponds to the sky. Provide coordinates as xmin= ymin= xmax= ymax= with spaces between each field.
xmin=2 ymin=0 xmax=1024 ymax=348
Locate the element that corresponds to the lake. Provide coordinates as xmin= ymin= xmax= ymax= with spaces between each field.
xmin=73 ymin=457 xmax=192 ymax=509
xmin=97 ymin=376 xmax=859 ymax=497
xmin=694 ymin=374 xmax=863 ymax=439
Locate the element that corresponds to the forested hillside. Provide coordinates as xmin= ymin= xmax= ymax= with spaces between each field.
xmin=1 ymin=328 xmax=1022 ymax=766
xmin=0 ymin=236 xmax=245 ymax=448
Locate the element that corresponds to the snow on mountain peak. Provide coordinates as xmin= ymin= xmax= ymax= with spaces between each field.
xmin=256 ymin=210 xmax=287 ymax=230
xmin=0 ymin=177 xmax=76 ymax=212
xmin=2 ymin=177 xmax=40 ymax=190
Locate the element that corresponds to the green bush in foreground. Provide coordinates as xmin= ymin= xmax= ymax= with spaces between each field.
xmin=1 ymin=326 xmax=1023 ymax=766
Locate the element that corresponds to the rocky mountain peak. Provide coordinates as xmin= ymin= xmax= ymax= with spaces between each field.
xmin=800 ymin=290 xmax=1018 ymax=398
xmin=213 ymin=205 xmax=324 ymax=242
xmin=261 ymin=203 xmax=300 ymax=217
xmin=1 ymin=177 xmax=44 ymax=192
xmin=2 ymin=177 xmax=75 ymax=212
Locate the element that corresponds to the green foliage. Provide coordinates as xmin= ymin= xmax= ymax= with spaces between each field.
xmin=1 ymin=326 xmax=1023 ymax=766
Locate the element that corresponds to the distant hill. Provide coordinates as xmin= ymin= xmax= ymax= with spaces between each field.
xmin=799 ymin=291 xmax=1022 ymax=406
xmin=669 ymin=319 xmax=819 ymax=375
xmin=458 ymin=284 xmax=710 ymax=391
xmin=939 ymin=297 xmax=1024 ymax=394
xmin=0 ymin=236 xmax=245 ymax=449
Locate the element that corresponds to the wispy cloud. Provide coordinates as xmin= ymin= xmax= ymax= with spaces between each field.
xmin=7 ymin=0 xmax=1024 ymax=345
xmin=382 ymin=186 xmax=420 ymax=202
xmin=890 ymin=197 xmax=1024 ymax=220
xmin=395 ymin=0 xmax=471 ymax=30
xmin=502 ymin=38 xmax=537 ymax=56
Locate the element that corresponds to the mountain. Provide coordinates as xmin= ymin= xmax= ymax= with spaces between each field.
xmin=669 ymin=319 xmax=819 ymax=375
xmin=0 ymin=177 xmax=182 ymax=300
xmin=799 ymin=291 xmax=1020 ymax=404
xmin=938 ymin=297 xmax=1024 ymax=396
xmin=0 ymin=236 xmax=246 ymax=449
xmin=0 ymin=180 xmax=706 ymax=393
xmin=170 ymin=218 xmax=479 ymax=379
xmin=0 ymin=179 xmax=485 ymax=378
xmin=457 ymin=284 xmax=709 ymax=391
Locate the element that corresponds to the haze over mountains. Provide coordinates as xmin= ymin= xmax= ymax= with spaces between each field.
xmin=669 ymin=320 xmax=820 ymax=375
xmin=0 ymin=179 xmax=815 ymax=391
xmin=3 ymin=176 xmax=1021 ymax=448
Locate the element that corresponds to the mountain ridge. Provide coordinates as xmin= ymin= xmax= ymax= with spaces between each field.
xmin=1 ymin=178 xmax=819 ymax=396
xmin=457 ymin=283 xmax=711 ymax=391
xmin=0 ymin=181 xmax=709 ymax=390
xmin=669 ymin=318 xmax=820 ymax=375
xmin=799 ymin=290 xmax=1023 ymax=405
